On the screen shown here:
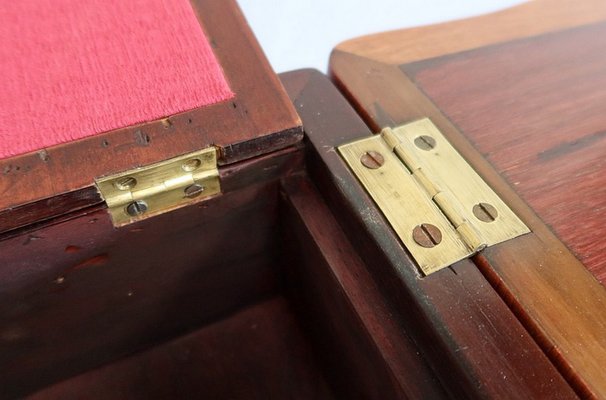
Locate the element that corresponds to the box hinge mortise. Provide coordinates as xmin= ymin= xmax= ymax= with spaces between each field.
xmin=95 ymin=147 xmax=221 ymax=227
xmin=338 ymin=118 xmax=529 ymax=276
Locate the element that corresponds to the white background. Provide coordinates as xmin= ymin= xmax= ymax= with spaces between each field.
xmin=238 ymin=0 xmax=525 ymax=73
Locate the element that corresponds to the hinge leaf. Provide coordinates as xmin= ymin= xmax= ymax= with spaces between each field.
xmin=95 ymin=147 xmax=221 ymax=227
xmin=338 ymin=118 xmax=529 ymax=276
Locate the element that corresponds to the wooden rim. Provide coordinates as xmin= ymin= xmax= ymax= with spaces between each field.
xmin=334 ymin=0 xmax=606 ymax=65
xmin=0 ymin=0 xmax=301 ymax=215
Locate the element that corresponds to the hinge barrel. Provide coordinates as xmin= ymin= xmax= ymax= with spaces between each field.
xmin=382 ymin=127 xmax=486 ymax=252
xmin=338 ymin=118 xmax=529 ymax=275
xmin=95 ymin=147 xmax=221 ymax=227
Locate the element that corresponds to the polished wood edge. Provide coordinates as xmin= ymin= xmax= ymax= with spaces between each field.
xmin=329 ymin=50 xmax=606 ymax=398
xmin=0 ymin=0 xmax=301 ymax=211
xmin=0 ymin=187 xmax=103 ymax=237
xmin=221 ymin=125 xmax=303 ymax=164
xmin=285 ymin=68 xmax=575 ymax=399
xmin=333 ymin=0 xmax=606 ymax=65
xmin=0 ymin=144 xmax=304 ymax=239
xmin=281 ymin=174 xmax=445 ymax=399
xmin=206 ymin=0 xmax=303 ymax=161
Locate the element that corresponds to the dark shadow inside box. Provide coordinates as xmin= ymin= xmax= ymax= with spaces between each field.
xmin=0 ymin=171 xmax=369 ymax=399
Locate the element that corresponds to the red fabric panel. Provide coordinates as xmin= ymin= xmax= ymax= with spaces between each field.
xmin=0 ymin=0 xmax=233 ymax=159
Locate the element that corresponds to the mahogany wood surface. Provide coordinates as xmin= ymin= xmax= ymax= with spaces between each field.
xmin=329 ymin=9 xmax=606 ymax=396
xmin=0 ymin=0 xmax=302 ymax=213
xmin=19 ymin=166 xmax=442 ymax=400
xmin=28 ymin=298 xmax=335 ymax=400
xmin=281 ymin=174 xmax=445 ymax=399
xmin=0 ymin=147 xmax=303 ymax=399
xmin=286 ymin=69 xmax=575 ymax=399
xmin=336 ymin=0 xmax=606 ymax=65
xmin=0 ymin=186 xmax=102 ymax=236
xmin=406 ymin=22 xmax=606 ymax=283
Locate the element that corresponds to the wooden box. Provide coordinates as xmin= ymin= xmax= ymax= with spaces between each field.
xmin=330 ymin=0 xmax=606 ymax=398
xmin=0 ymin=0 xmax=311 ymax=397
xmin=2 ymin=0 xmax=606 ymax=399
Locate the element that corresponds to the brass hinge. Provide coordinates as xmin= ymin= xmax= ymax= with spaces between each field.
xmin=95 ymin=147 xmax=221 ymax=227
xmin=338 ymin=118 xmax=529 ymax=275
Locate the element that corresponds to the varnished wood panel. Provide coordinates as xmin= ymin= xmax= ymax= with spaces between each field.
xmin=280 ymin=174 xmax=445 ymax=399
xmin=336 ymin=0 xmax=606 ymax=65
xmin=0 ymin=187 xmax=102 ymax=235
xmin=0 ymin=0 xmax=302 ymax=212
xmin=0 ymin=148 xmax=303 ymax=399
xmin=28 ymin=298 xmax=335 ymax=400
xmin=406 ymin=23 xmax=606 ymax=283
xmin=287 ymin=69 xmax=575 ymax=399
xmin=330 ymin=43 xmax=606 ymax=397
xmin=0 ymin=143 xmax=303 ymax=236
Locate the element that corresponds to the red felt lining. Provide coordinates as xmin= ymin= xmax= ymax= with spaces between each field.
xmin=0 ymin=0 xmax=234 ymax=159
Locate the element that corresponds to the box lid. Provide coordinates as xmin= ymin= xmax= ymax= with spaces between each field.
xmin=329 ymin=1 xmax=606 ymax=397
xmin=0 ymin=0 xmax=302 ymax=233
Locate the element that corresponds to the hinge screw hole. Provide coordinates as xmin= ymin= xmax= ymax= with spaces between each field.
xmin=115 ymin=177 xmax=137 ymax=191
xmin=473 ymin=203 xmax=498 ymax=222
xmin=414 ymin=135 xmax=437 ymax=151
xmin=182 ymin=159 xmax=202 ymax=172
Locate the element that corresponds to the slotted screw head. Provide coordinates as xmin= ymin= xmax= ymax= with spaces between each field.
xmin=473 ymin=203 xmax=498 ymax=223
xmin=413 ymin=223 xmax=442 ymax=248
xmin=184 ymin=183 xmax=205 ymax=198
xmin=126 ymin=200 xmax=148 ymax=216
xmin=414 ymin=135 xmax=437 ymax=151
xmin=360 ymin=151 xmax=384 ymax=169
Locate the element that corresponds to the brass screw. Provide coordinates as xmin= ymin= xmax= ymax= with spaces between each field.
xmin=115 ymin=177 xmax=137 ymax=191
xmin=473 ymin=203 xmax=498 ymax=222
xmin=414 ymin=135 xmax=437 ymax=151
xmin=360 ymin=151 xmax=384 ymax=169
xmin=184 ymin=183 xmax=205 ymax=198
xmin=126 ymin=200 xmax=148 ymax=216
xmin=413 ymin=223 xmax=442 ymax=248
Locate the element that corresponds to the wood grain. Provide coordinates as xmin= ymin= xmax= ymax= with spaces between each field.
xmin=0 ymin=0 xmax=302 ymax=212
xmin=330 ymin=44 xmax=606 ymax=398
xmin=27 ymin=298 xmax=335 ymax=400
xmin=286 ymin=69 xmax=575 ymax=399
xmin=336 ymin=0 xmax=606 ymax=65
xmin=281 ymin=174 xmax=445 ymax=399
xmin=0 ymin=147 xmax=303 ymax=399
xmin=0 ymin=187 xmax=102 ymax=235
xmin=406 ymin=23 xmax=606 ymax=283
xmin=0 ymin=144 xmax=304 ymax=238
